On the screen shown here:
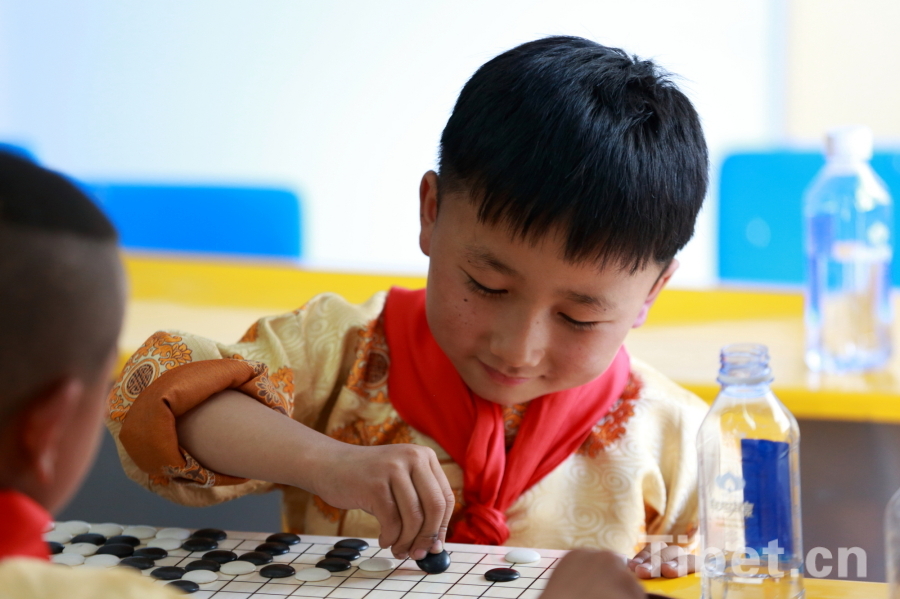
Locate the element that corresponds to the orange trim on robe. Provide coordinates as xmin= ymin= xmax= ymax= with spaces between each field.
xmin=119 ymin=359 xmax=291 ymax=487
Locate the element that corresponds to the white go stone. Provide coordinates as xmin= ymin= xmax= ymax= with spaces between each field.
xmin=44 ymin=521 xmax=55 ymax=532
xmin=90 ymin=523 xmax=124 ymax=537
xmin=220 ymin=560 xmax=256 ymax=575
xmin=504 ymin=548 xmax=541 ymax=564
xmin=54 ymin=521 xmax=91 ymax=536
xmin=52 ymin=553 xmax=85 ymax=566
xmin=294 ymin=567 xmax=332 ymax=582
xmin=122 ymin=526 xmax=157 ymax=540
xmin=44 ymin=531 xmax=72 ymax=544
xmin=183 ymin=569 xmax=218 ymax=584
xmin=84 ymin=554 xmax=120 ymax=568
xmin=156 ymin=527 xmax=191 ymax=540
xmin=146 ymin=537 xmax=182 ymax=550
xmin=63 ymin=543 xmax=99 ymax=556
xmin=357 ymin=557 xmax=395 ymax=572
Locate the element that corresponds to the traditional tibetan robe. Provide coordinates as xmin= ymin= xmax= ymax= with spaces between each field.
xmin=106 ymin=289 xmax=707 ymax=555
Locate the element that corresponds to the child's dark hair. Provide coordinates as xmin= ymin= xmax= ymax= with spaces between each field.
xmin=438 ymin=36 xmax=708 ymax=272
xmin=0 ymin=152 xmax=124 ymax=416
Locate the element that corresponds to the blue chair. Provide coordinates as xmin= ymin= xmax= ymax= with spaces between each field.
xmin=87 ymin=184 xmax=303 ymax=259
xmin=718 ymin=151 xmax=900 ymax=285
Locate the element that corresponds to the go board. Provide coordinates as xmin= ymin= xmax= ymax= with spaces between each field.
xmin=45 ymin=521 xmax=567 ymax=599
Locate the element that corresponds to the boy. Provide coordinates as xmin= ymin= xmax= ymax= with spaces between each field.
xmin=107 ymin=36 xmax=708 ymax=575
xmin=0 ymin=152 xmax=647 ymax=599
xmin=0 ymin=153 xmax=181 ymax=596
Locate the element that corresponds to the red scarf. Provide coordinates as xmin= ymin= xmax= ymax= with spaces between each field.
xmin=0 ymin=490 xmax=51 ymax=560
xmin=383 ymin=287 xmax=630 ymax=545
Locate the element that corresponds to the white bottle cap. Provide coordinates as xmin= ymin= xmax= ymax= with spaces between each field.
xmin=826 ymin=125 xmax=873 ymax=161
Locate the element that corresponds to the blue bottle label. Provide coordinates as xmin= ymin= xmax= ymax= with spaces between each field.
xmin=741 ymin=438 xmax=793 ymax=556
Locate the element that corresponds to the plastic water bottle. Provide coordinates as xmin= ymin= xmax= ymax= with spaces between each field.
xmin=887 ymin=487 xmax=900 ymax=598
xmin=804 ymin=125 xmax=893 ymax=372
xmin=698 ymin=344 xmax=804 ymax=599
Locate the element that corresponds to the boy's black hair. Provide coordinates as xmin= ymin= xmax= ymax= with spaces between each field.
xmin=0 ymin=152 xmax=124 ymax=416
xmin=438 ymin=36 xmax=708 ymax=272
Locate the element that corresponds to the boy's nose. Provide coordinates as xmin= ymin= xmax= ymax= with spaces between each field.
xmin=488 ymin=313 xmax=546 ymax=371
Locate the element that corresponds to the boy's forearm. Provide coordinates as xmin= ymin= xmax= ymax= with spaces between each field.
xmin=175 ymin=389 xmax=337 ymax=492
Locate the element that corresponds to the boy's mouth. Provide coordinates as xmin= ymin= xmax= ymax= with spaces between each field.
xmin=479 ymin=360 xmax=532 ymax=386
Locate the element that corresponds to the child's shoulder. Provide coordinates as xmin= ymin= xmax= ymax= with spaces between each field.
xmin=0 ymin=557 xmax=182 ymax=598
xmin=627 ymin=354 xmax=709 ymax=421
xmin=291 ymin=290 xmax=387 ymax=325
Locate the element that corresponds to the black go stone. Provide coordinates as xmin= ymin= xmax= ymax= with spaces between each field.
xmin=316 ymin=557 xmax=351 ymax=572
xmin=239 ymin=551 xmax=273 ymax=565
xmin=105 ymin=535 xmax=140 ymax=547
xmin=118 ymin=556 xmax=155 ymax=570
xmin=184 ymin=559 xmax=220 ymax=572
xmin=151 ymin=566 xmax=186 ymax=580
xmin=326 ymin=547 xmax=360 ymax=561
xmin=47 ymin=542 xmax=64 ymax=555
xmin=167 ymin=579 xmax=200 ymax=594
xmin=202 ymin=550 xmax=237 ymax=564
xmin=334 ymin=538 xmax=369 ymax=552
xmin=192 ymin=528 xmax=227 ymax=541
xmin=260 ymin=564 xmax=296 ymax=578
xmin=134 ymin=546 xmax=168 ymax=560
xmin=266 ymin=532 xmax=300 ymax=545
xmin=485 ymin=568 xmax=520 ymax=582
xmin=255 ymin=542 xmax=290 ymax=556
xmin=97 ymin=543 xmax=134 ymax=558
xmin=71 ymin=533 xmax=106 ymax=546
xmin=182 ymin=537 xmax=218 ymax=552
xmin=416 ymin=550 xmax=451 ymax=574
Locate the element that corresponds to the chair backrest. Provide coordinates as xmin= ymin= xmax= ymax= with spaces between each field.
xmin=87 ymin=184 xmax=303 ymax=259
xmin=718 ymin=151 xmax=900 ymax=285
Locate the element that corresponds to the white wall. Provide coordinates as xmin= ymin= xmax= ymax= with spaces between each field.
xmin=0 ymin=0 xmax=783 ymax=286
xmin=787 ymin=0 xmax=900 ymax=141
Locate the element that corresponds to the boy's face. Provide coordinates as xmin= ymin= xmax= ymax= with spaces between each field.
xmin=418 ymin=172 xmax=675 ymax=407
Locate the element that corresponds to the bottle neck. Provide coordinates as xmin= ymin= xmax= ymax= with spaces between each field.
xmin=824 ymin=155 xmax=872 ymax=173
xmin=718 ymin=380 xmax=774 ymax=397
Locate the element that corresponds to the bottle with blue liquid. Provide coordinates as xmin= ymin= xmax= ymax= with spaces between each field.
xmin=805 ymin=125 xmax=893 ymax=372
xmin=698 ymin=344 xmax=804 ymax=599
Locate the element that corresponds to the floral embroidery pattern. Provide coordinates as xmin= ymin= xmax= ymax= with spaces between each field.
xmin=239 ymin=321 xmax=260 ymax=343
xmin=346 ymin=316 xmax=390 ymax=402
xmin=578 ymin=372 xmax=643 ymax=458
xmin=502 ymin=404 xmax=528 ymax=451
xmin=252 ymin=364 xmax=293 ymax=416
xmin=108 ymin=332 xmax=193 ymax=422
xmin=313 ymin=495 xmax=343 ymax=523
xmin=161 ymin=451 xmax=216 ymax=488
xmin=331 ymin=417 xmax=413 ymax=447
xmin=270 ymin=366 xmax=296 ymax=399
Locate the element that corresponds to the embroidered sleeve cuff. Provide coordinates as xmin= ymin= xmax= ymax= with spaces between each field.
xmin=117 ymin=359 xmax=291 ymax=487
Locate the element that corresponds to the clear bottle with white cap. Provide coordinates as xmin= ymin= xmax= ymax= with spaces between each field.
xmin=804 ymin=125 xmax=893 ymax=372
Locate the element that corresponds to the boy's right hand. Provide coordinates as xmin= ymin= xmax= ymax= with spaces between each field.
xmin=309 ymin=443 xmax=455 ymax=561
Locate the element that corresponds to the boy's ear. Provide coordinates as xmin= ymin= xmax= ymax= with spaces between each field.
xmin=18 ymin=377 xmax=84 ymax=485
xmin=632 ymin=259 xmax=678 ymax=328
xmin=418 ymin=171 xmax=440 ymax=257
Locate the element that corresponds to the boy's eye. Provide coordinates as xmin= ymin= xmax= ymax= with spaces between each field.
xmin=559 ymin=313 xmax=599 ymax=331
xmin=465 ymin=275 xmax=507 ymax=297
